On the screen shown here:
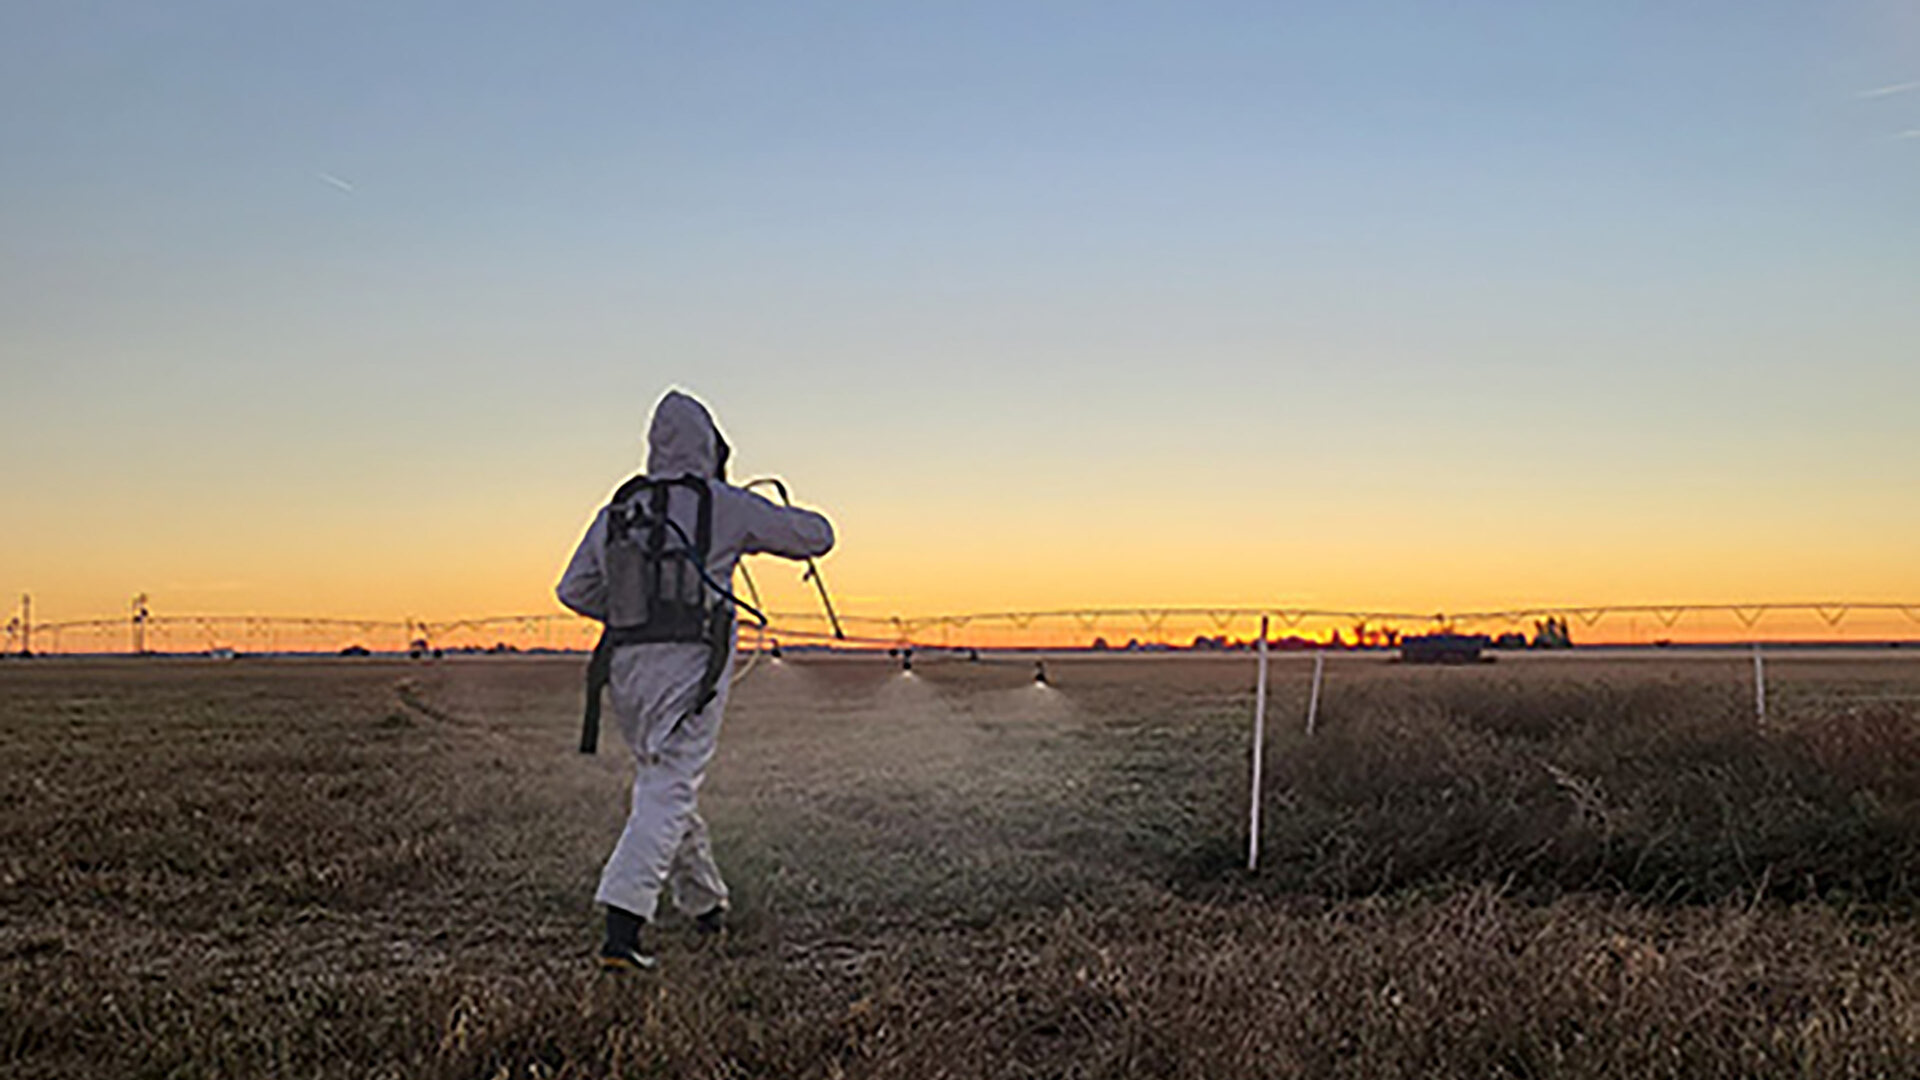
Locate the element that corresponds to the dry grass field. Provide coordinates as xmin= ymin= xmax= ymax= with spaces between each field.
xmin=5 ymin=650 xmax=1919 ymax=1078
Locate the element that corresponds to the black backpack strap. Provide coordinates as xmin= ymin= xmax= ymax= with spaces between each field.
xmin=584 ymin=474 xmax=650 ymax=753
xmin=580 ymin=629 xmax=612 ymax=754
xmin=649 ymin=482 xmax=672 ymax=603
xmin=692 ymin=604 xmax=734 ymax=715
xmin=694 ymin=477 xmax=713 ymax=561
xmin=607 ymin=473 xmax=654 ymax=515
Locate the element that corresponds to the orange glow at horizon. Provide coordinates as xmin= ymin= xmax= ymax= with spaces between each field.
xmin=10 ymin=411 xmax=1920 ymax=643
xmin=11 ymin=496 xmax=1920 ymax=646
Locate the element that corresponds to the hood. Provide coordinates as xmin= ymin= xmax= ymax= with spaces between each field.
xmin=646 ymin=390 xmax=721 ymax=478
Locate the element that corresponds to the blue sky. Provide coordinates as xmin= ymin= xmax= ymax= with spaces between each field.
xmin=3 ymin=1 xmax=1917 ymax=619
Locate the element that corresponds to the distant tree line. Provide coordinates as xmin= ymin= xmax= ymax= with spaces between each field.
xmin=1091 ymin=615 xmax=1574 ymax=653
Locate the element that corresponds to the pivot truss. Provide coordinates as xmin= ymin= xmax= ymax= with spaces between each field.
xmin=8 ymin=601 xmax=1920 ymax=655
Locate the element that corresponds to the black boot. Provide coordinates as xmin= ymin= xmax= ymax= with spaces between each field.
xmin=693 ymin=904 xmax=727 ymax=937
xmin=599 ymin=905 xmax=657 ymax=972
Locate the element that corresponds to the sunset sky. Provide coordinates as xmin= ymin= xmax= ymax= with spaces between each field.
xmin=5 ymin=1 xmax=1918 ymax=636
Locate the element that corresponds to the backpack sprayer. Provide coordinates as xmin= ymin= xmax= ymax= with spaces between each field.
xmin=578 ymin=472 xmax=842 ymax=754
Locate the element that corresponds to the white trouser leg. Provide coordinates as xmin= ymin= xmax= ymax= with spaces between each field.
xmin=597 ymin=757 xmax=696 ymax=919
xmin=594 ymin=643 xmax=730 ymax=921
xmin=667 ymin=808 xmax=729 ymax=917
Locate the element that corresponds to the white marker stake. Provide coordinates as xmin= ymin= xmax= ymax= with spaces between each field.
xmin=1306 ymin=651 xmax=1325 ymax=736
xmin=1249 ymin=615 xmax=1270 ymax=872
xmin=1753 ymin=642 xmax=1767 ymax=726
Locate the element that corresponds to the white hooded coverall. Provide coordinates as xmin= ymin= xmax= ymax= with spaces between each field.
xmin=557 ymin=391 xmax=834 ymax=922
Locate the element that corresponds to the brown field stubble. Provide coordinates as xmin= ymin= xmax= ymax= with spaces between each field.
xmin=3 ymin=651 xmax=1918 ymax=1078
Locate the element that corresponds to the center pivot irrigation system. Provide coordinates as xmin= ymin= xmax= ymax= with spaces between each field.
xmin=10 ymin=594 xmax=1920 ymax=658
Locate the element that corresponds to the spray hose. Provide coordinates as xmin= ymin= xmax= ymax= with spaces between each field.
xmin=639 ymin=509 xmax=770 ymax=629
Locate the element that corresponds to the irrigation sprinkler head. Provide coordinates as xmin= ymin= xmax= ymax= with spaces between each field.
xmin=769 ymin=640 xmax=783 ymax=661
xmin=1034 ymin=660 xmax=1049 ymax=686
xmin=901 ymin=648 xmax=914 ymax=674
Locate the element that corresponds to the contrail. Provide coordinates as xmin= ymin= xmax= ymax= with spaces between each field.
xmin=1857 ymin=80 xmax=1920 ymax=99
xmin=317 ymin=172 xmax=356 ymax=193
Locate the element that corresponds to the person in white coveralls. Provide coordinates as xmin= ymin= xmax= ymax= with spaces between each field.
xmin=557 ymin=389 xmax=833 ymax=970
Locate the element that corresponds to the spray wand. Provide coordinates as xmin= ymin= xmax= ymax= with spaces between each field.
xmin=744 ymin=477 xmax=845 ymax=640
